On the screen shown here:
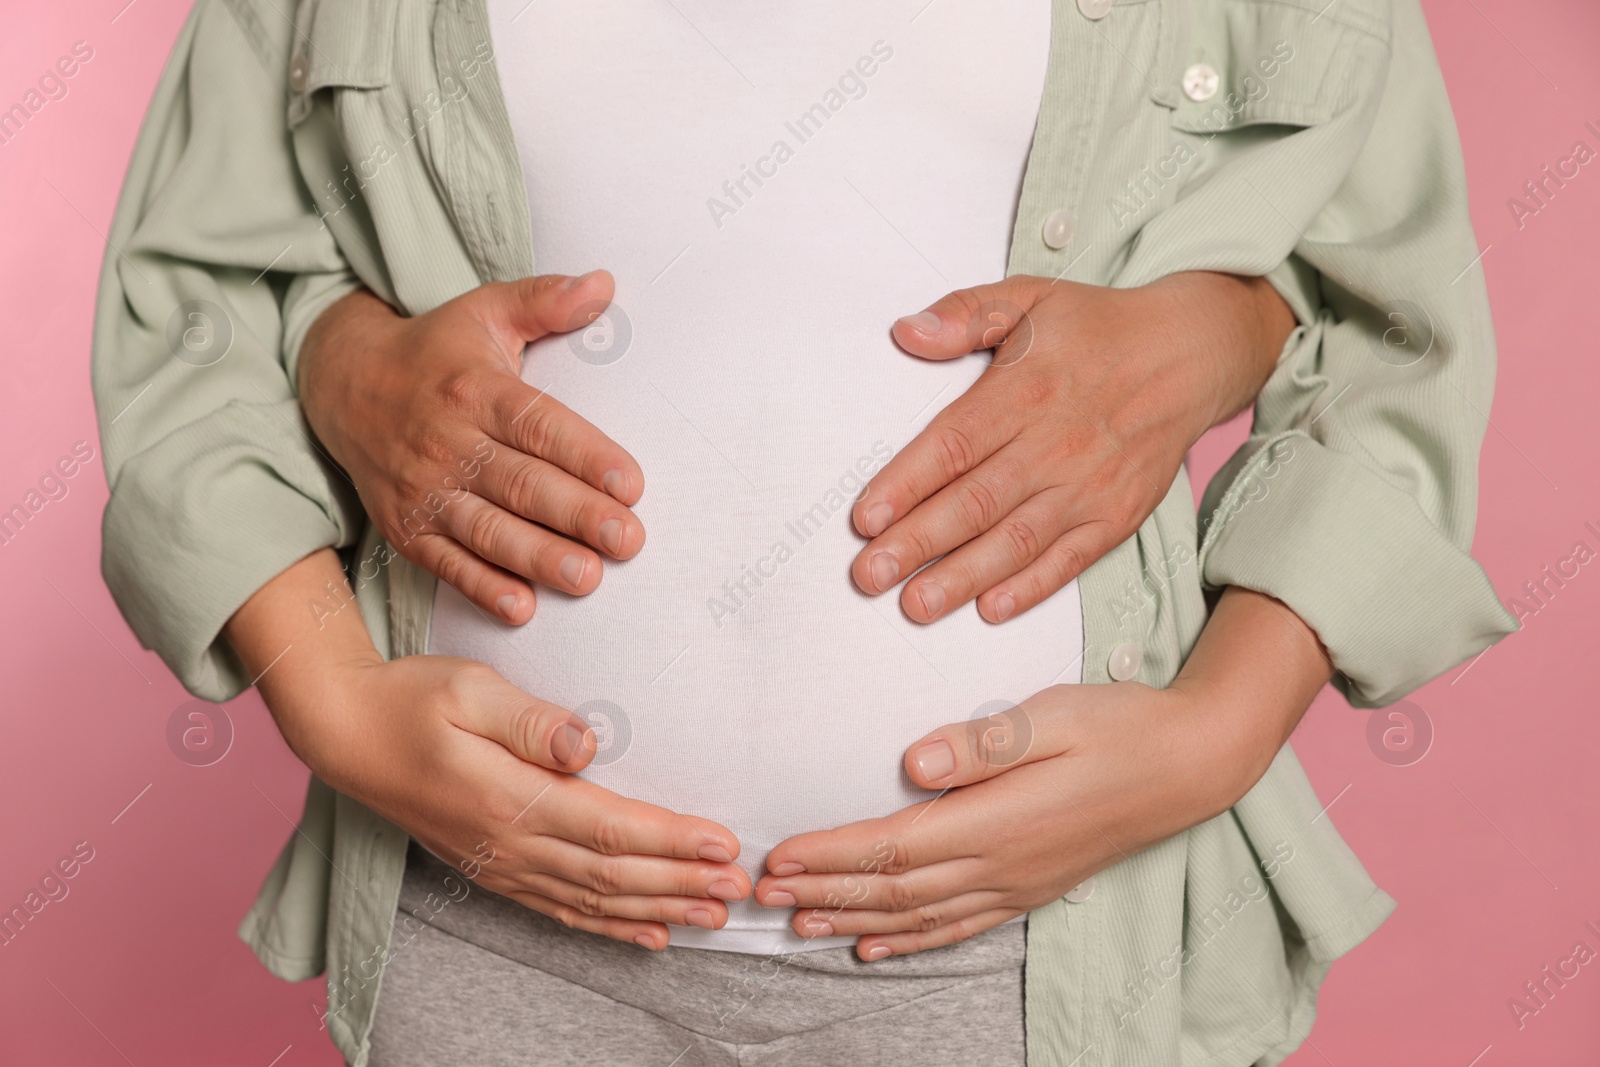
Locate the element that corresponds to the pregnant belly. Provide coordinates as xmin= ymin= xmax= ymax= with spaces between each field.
xmin=428 ymin=385 xmax=1085 ymax=945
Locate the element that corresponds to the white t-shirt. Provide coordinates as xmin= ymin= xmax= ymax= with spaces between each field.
xmin=434 ymin=0 xmax=1073 ymax=953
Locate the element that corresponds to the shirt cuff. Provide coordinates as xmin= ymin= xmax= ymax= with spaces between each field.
xmin=1198 ymin=432 xmax=1516 ymax=707
xmin=101 ymin=398 xmax=362 ymax=701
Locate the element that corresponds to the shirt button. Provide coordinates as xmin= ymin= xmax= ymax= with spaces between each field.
xmin=289 ymin=54 xmax=310 ymax=93
xmin=1041 ymin=209 xmax=1075 ymax=250
xmin=1077 ymin=0 xmax=1113 ymax=19
xmin=1065 ymin=878 xmax=1096 ymax=903
xmin=1182 ymin=62 xmax=1220 ymax=102
xmin=1107 ymin=642 xmax=1142 ymax=682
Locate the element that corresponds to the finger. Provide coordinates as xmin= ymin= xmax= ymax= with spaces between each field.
xmin=473 ymin=452 xmax=645 ymax=560
xmin=507 ymin=871 xmax=733 ymax=930
xmin=444 ymin=672 xmax=598 ymax=773
xmin=528 ymin=776 xmax=742 ymax=865
xmin=854 ymin=909 xmax=1021 ymax=961
xmin=849 ymin=389 xmax=1018 ymax=555
xmin=762 ymin=810 xmax=952 ymax=881
xmin=895 ymin=484 xmax=1074 ymax=622
xmin=902 ymin=689 xmax=1075 ymax=790
xmin=483 ymin=375 xmax=645 ymax=506
xmin=532 ymin=835 xmax=750 ymax=902
xmin=753 ymin=860 xmax=967 ymax=914
xmin=434 ymin=492 xmax=604 ymax=595
xmin=974 ymin=520 xmax=1124 ymax=624
xmin=500 ymin=888 xmax=671 ymax=951
xmin=470 ymin=270 xmax=617 ymax=353
xmin=790 ymin=891 xmax=1003 ymax=940
xmin=852 ymin=450 xmax=1041 ymax=614
xmin=404 ymin=531 xmax=538 ymax=624
xmin=890 ymin=276 xmax=1051 ymax=363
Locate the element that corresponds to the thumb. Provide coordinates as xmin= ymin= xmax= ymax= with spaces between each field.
xmin=891 ymin=275 xmax=1051 ymax=365
xmin=451 ymin=668 xmax=598 ymax=773
xmin=472 ymin=269 xmax=617 ymax=350
xmin=904 ymin=693 xmax=1058 ymax=788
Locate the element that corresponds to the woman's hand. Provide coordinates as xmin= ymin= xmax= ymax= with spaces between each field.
xmin=754 ymin=587 xmax=1332 ymax=960
xmin=227 ymin=549 xmax=749 ymax=950
xmin=851 ymin=273 xmax=1296 ymax=623
xmin=297 ymin=273 xmax=644 ymax=624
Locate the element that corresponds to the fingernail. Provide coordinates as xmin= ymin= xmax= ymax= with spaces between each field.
xmin=896 ymin=311 xmax=943 ymax=335
xmin=550 ymin=721 xmax=585 ymax=766
xmin=598 ymin=518 xmax=624 ymax=556
xmin=602 ymin=469 xmax=629 ymax=500
xmin=915 ymin=582 xmax=946 ymax=619
xmin=559 ymin=554 xmax=587 ymax=589
xmin=763 ymin=890 xmax=797 ymax=908
xmin=686 ymin=908 xmax=717 ymax=930
xmin=709 ymin=880 xmax=743 ymax=902
xmin=861 ymin=501 xmax=894 ymax=537
xmin=912 ymin=738 xmax=956 ymax=783
xmin=993 ymin=591 xmax=1016 ymax=622
xmin=560 ymin=270 xmax=595 ymax=291
xmin=863 ymin=944 xmax=891 ymax=961
xmin=869 ymin=553 xmax=900 ymax=592
xmin=698 ymin=844 xmax=733 ymax=863
xmin=634 ymin=934 xmax=656 ymax=949
xmin=769 ymin=861 xmax=805 ymax=876
xmin=802 ymin=918 xmax=834 ymax=937
xmin=496 ymin=593 xmax=520 ymax=619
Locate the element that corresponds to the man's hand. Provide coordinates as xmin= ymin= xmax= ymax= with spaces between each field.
xmin=851 ymin=273 xmax=1296 ymax=623
xmin=755 ymin=587 xmax=1331 ymax=960
xmin=227 ymin=549 xmax=749 ymax=950
xmin=298 ymin=273 xmax=644 ymax=624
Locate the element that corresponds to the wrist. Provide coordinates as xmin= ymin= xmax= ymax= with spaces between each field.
xmin=1166 ymin=588 xmax=1333 ymax=808
xmin=1144 ymin=272 xmax=1296 ymax=434
xmin=223 ymin=547 xmax=385 ymax=773
xmin=297 ymin=288 xmax=405 ymax=467
xmin=257 ymin=642 xmax=383 ymax=779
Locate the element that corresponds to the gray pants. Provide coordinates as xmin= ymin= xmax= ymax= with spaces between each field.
xmin=366 ymin=843 xmax=1026 ymax=1066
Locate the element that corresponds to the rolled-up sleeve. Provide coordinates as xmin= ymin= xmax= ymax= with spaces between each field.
xmin=92 ymin=0 xmax=364 ymax=701
xmin=1114 ymin=0 xmax=1515 ymax=706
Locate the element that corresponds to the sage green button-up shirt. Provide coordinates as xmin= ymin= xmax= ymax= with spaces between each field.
xmin=92 ymin=1 xmax=1514 ymax=1063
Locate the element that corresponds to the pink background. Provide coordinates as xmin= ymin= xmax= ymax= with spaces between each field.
xmin=1 ymin=1 xmax=1595 ymax=1063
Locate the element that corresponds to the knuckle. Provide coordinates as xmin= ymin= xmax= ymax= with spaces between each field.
xmin=912 ymin=904 xmax=943 ymax=933
xmin=589 ymin=814 xmax=629 ymax=856
xmin=1113 ymin=490 xmax=1150 ymax=533
xmin=590 ymin=858 xmax=625 ymax=897
xmin=997 ymin=515 xmax=1042 ymax=564
xmin=879 ymin=838 xmax=914 ymax=876
xmin=465 ymin=503 xmax=510 ymax=555
xmin=518 ymin=403 xmax=560 ymax=459
xmin=574 ymin=888 xmax=607 ymax=917
xmin=949 ymin=288 xmax=985 ymax=331
xmin=504 ymin=701 xmax=544 ymax=760
xmin=427 ymin=540 xmax=475 ymax=593
xmin=502 ymin=459 xmax=550 ymax=510
xmin=898 ymin=521 xmax=940 ymax=565
xmin=437 ymin=661 xmax=493 ymax=716
xmin=1015 ymin=372 xmax=1058 ymax=410
xmin=1048 ymin=537 xmax=1088 ymax=585
xmin=953 ymin=477 xmax=1004 ymax=532
xmin=569 ymin=494 xmax=609 ymax=542
xmin=932 ymin=422 xmax=979 ymax=481
xmin=550 ymin=904 xmax=583 ymax=930
xmin=885 ymin=879 xmax=918 ymax=913
xmin=438 ymin=370 xmax=484 ymax=416
xmin=413 ymin=424 xmax=457 ymax=468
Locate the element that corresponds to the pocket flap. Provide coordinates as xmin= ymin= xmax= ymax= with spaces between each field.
xmin=1170 ymin=0 xmax=1389 ymax=133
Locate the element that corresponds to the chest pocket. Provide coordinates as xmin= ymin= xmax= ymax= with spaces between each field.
xmin=1162 ymin=0 xmax=1390 ymax=134
xmin=286 ymin=0 xmax=400 ymax=127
